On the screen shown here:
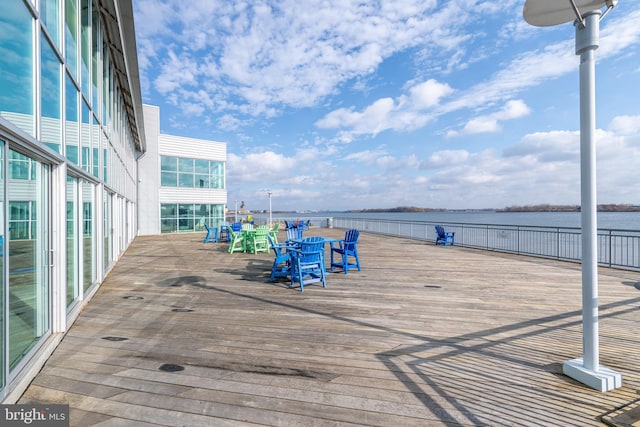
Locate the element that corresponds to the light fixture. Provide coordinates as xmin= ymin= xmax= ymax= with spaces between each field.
xmin=523 ymin=0 xmax=622 ymax=392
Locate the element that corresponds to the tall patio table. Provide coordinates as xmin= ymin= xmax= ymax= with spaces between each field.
xmin=241 ymin=229 xmax=256 ymax=252
xmin=290 ymin=237 xmax=339 ymax=273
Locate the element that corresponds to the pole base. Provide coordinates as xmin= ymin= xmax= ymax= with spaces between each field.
xmin=563 ymin=358 xmax=622 ymax=392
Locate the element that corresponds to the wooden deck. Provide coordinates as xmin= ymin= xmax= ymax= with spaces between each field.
xmin=19 ymin=229 xmax=640 ymax=426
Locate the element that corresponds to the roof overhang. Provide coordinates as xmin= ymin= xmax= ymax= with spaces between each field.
xmin=100 ymin=0 xmax=146 ymax=153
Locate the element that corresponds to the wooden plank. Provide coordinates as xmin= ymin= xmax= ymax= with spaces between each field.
xmin=17 ymin=230 xmax=640 ymax=426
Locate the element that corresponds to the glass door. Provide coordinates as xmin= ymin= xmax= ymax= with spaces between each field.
xmin=66 ymin=175 xmax=79 ymax=307
xmin=7 ymin=149 xmax=50 ymax=370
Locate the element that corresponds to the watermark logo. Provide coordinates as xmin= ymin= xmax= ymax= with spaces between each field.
xmin=1 ymin=404 xmax=69 ymax=426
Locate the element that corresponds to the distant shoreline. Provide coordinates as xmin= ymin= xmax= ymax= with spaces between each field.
xmin=247 ymin=204 xmax=640 ymax=215
xmin=344 ymin=204 xmax=640 ymax=213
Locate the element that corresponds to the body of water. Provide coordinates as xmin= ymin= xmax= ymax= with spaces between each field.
xmin=256 ymin=211 xmax=640 ymax=231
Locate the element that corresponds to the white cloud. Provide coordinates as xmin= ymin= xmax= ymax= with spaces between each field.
xmin=408 ymin=79 xmax=455 ymax=109
xmin=315 ymin=79 xmax=448 ymax=138
xmin=422 ymin=150 xmax=470 ymax=169
xmin=134 ymin=0 xmax=504 ymax=121
xmin=609 ymin=115 xmax=640 ymax=135
xmin=447 ymin=99 xmax=531 ymax=137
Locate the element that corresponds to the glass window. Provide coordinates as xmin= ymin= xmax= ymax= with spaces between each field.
xmin=8 ymin=150 xmax=34 ymax=181
xmin=41 ymin=34 xmax=62 ymax=153
xmin=101 ymin=42 xmax=109 ymax=127
xmin=65 ymin=0 xmax=78 ymax=78
xmin=178 ymin=172 xmax=193 ymax=187
xmin=0 ymin=3 xmax=35 ymax=136
xmin=91 ymin=0 xmax=99 ymax=114
xmin=178 ymin=204 xmax=194 ymax=232
xmin=8 ymin=150 xmax=50 ymax=371
xmin=81 ymin=101 xmax=91 ymax=173
xmin=160 ymin=171 xmax=177 ymax=187
xmin=194 ymin=159 xmax=208 ymax=174
xmin=160 ymin=203 xmax=225 ymax=234
xmin=211 ymin=161 xmax=225 ymax=189
xmin=103 ymin=191 xmax=111 ymax=272
xmin=0 ymin=140 xmax=4 ymax=387
xmin=160 ymin=156 xmax=177 ymax=187
xmin=66 ymin=175 xmax=79 ymax=306
xmin=103 ymin=146 xmax=108 ymax=184
xmin=160 ymin=203 xmax=177 ymax=233
xmin=178 ymin=158 xmax=194 ymax=174
xmin=65 ymin=73 xmax=79 ymax=164
xmin=195 ymin=159 xmax=208 ymax=188
xmin=92 ymin=116 xmax=99 ymax=178
xmin=81 ymin=180 xmax=95 ymax=292
xmin=80 ymin=0 xmax=90 ymax=98
xmin=41 ymin=0 xmax=61 ymax=48
xmin=160 ymin=156 xmax=225 ymax=189
xmin=161 ymin=156 xmax=177 ymax=171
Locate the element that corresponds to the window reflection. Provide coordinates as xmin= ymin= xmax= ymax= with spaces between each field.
xmin=0 ymin=3 xmax=34 ymax=136
xmin=82 ymin=180 xmax=95 ymax=293
xmin=41 ymin=0 xmax=61 ymax=48
xmin=160 ymin=156 xmax=225 ymax=189
xmin=41 ymin=34 xmax=62 ymax=153
xmin=65 ymin=74 xmax=79 ymax=164
xmin=65 ymin=0 xmax=78 ymax=78
xmin=66 ymin=175 xmax=78 ymax=306
xmin=8 ymin=150 xmax=50 ymax=370
xmin=160 ymin=203 xmax=225 ymax=234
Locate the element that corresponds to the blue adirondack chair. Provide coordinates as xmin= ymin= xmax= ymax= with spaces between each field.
xmin=285 ymin=226 xmax=304 ymax=245
xmin=290 ymin=236 xmax=326 ymax=292
xmin=330 ymin=229 xmax=361 ymax=274
xmin=268 ymin=234 xmax=293 ymax=282
xmin=435 ymin=225 xmax=455 ymax=246
xmin=203 ymin=224 xmax=218 ymax=243
xmin=218 ymin=221 xmax=230 ymax=242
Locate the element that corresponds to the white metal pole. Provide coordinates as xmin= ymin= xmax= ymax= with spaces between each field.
xmin=576 ymin=10 xmax=600 ymax=372
xmin=268 ymin=192 xmax=272 ymax=226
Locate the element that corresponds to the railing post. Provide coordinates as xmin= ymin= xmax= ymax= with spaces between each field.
xmin=608 ymin=229 xmax=612 ymax=268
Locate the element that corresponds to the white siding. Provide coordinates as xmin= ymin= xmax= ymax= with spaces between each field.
xmin=138 ymin=105 xmax=161 ymax=235
xmin=159 ymin=134 xmax=226 ymax=161
xmin=137 ymin=104 xmax=228 ymax=235
xmin=159 ymin=188 xmax=227 ymax=204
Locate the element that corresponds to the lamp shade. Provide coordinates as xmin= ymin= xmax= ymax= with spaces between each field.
xmin=523 ymin=0 xmax=608 ymax=26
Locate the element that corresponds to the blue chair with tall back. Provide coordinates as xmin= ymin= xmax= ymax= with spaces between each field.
xmin=435 ymin=225 xmax=455 ymax=246
xmin=290 ymin=236 xmax=326 ymax=292
xmin=218 ymin=221 xmax=230 ymax=242
xmin=268 ymin=234 xmax=293 ymax=282
xmin=203 ymin=224 xmax=218 ymax=243
xmin=330 ymin=229 xmax=361 ymax=274
xmin=285 ymin=226 xmax=304 ymax=245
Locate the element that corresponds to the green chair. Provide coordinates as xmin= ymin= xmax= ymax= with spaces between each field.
xmin=249 ymin=226 xmax=270 ymax=254
xmin=227 ymin=227 xmax=245 ymax=253
xmin=269 ymin=223 xmax=280 ymax=245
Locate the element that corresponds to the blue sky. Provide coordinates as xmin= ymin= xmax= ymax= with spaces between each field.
xmin=132 ymin=0 xmax=640 ymax=212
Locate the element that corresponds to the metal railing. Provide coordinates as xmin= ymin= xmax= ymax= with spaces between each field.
xmin=332 ymin=217 xmax=640 ymax=271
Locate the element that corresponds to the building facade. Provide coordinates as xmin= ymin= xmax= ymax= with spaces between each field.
xmin=0 ymin=0 xmax=145 ymax=401
xmin=138 ymin=105 xmax=227 ymax=236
